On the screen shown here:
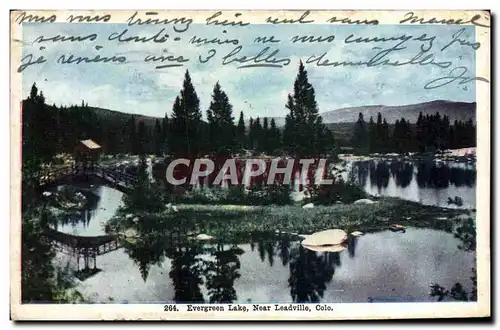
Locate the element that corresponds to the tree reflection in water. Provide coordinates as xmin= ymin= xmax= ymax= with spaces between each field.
xmin=166 ymin=244 xmax=205 ymax=303
xmin=123 ymin=237 xmax=167 ymax=282
xmin=50 ymin=188 xmax=101 ymax=231
xmin=122 ymin=216 xmax=246 ymax=303
xmin=390 ymin=161 xmax=414 ymax=188
xmin=204 ymin=244 xmax=244 ymax=303
xmin=430 ymin=217 xmax=477 ymax=302
xmin=278 ymin=237 xmax=291 ymax=267
xmin=288 ymin=245 xmax=340 ymax=303
xmin=369 ymin=161 xmax=390 ymax=189
xmin=350 ymin=160 xmax=476 ymax=190
xmin=347 ymin=236 xmax=358 ymax=259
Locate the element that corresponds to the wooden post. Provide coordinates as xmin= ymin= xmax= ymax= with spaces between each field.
xmin=84 ymin=251 xmax=89 ymax=269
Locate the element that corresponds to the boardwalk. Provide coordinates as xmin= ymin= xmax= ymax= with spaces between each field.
xmin=46 ymin=228 xmax=120 ymax=271
xmin=38 ymin=164 xmax=138 ymax=192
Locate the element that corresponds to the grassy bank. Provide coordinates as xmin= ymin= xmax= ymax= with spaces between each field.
xmin=107 ymin=197 xmax=473 ymax=244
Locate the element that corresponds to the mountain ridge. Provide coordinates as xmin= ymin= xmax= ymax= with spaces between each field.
xmin=90 ymin=100 xmax=476 ymax=128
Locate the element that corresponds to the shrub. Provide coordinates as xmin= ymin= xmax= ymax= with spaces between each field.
xmin=306 ymin=177 xmax=366 ymax=205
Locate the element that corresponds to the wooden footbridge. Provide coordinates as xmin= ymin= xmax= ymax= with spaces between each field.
xmin=38 ymin=164 xmax=139 ymax=192
xmin=46 ymin=228 xmax=120 ymax=270
xmin=37 ymin=162 xmax=136 ymax=271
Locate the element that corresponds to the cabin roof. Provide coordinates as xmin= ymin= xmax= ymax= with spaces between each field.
xmin=79 ymin=139 xmax=101 ymax=150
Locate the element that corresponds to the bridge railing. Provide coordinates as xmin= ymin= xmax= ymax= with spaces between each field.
xmin=38 ymin=164 xmax=139 ymax=188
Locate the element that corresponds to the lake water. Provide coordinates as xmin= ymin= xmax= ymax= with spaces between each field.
xmin=52 ymin=180 xmax=477 ymax=304
xmin=345 ymin=160 xmax=476 ymax=209
xmin=50 ymin=183 xmax=124 ymax=237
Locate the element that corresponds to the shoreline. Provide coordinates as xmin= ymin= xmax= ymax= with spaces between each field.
xmin=107 ymin=196 xmax=475 ymax=244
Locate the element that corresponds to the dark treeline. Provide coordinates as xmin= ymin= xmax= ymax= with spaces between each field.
xmin=22 ymin=62 xmax=337 ymax=165
xmin=351 ymin=112 xmax=476 ymax=154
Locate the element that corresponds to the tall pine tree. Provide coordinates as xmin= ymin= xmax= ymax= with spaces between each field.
xmin=283 ymin=61 xmax=329 ymax=157
xmin=236 ymin=111 xmax=246 ymax=150
xmin=269 ymin=118 xmax=281 ymax=153
xmin=154 ymin=119 xmax=163 ymax=156
xmin=171 ymin=70 xmax=202 ymax=158
xmin=351 ymin=113 xmax=369 ymax=154
xmin=206 ymin=82 xmax=236 ymax=155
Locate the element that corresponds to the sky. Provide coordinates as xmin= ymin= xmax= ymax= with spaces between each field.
xmin=19 ymin=22 xmax=477 ymax=119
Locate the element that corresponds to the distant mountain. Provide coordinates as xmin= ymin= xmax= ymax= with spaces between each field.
xmin=90 ymin=100 xmax=476 ymax=129
xmin=320 ymin=100 xmax=476 ymax=124
xmin=89 ymin=107 xmax=160 ymax=126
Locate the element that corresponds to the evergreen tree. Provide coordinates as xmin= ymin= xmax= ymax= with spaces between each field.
xmin=416 ymin=112 xmax=425 ymax=152
xmin=283 ymin=61 xmax=328 ymax=157
xmin=171 ymin=70 xmax=202 ymax=158
xmin=262 ymin=117 xmax=269 ymax=153
xmin=376 ymin=112 xmax=383 ymax=150
xmin=236 ymin=111 xmax=246 ymax=150
xmin=381 ymin=118 xmax=390 ymax=152
xmin=283 ymin=95 xmax=296 ymax=154
xmin=368 ymin=116 xmax=376 ymax=153
xmin=268 ymin=118 xmax=281 ymax=153
xmin=126 ymin=115 xmax=138 ymax=154
xmin=248 ymin=117 xmax=254 ymax=149
xmin=206 ymin=82 xmax=236 ymax=155
xmin=351 ymin=113 xmax=369 ymax=154
xmin=162 ymin=114 xmax=170 ymax=155
xmin=254 ymin=117 xmax=262 ymax=152
xmin=137 ymin=121 xmax=147 ymax=155
xmin=123 ymin=154 xmax=164 ymax=212
xmin=154 ymin=119 xmax=163 ymax=156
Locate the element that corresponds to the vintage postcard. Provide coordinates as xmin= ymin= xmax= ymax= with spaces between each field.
xmin=10 ymin=9 xmax=490 ymax=320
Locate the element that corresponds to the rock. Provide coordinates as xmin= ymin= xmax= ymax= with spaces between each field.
xmin=123 ymin=228 xmax=138 ymax=238
xmin=455 ymin=214 xmax=472 ymax=220
xmin=350 ymin=231 xmax=364 ymax=236
xmin=132 ymin=217 xmax=139 ymax=224
xmin=196 ymin=234 xmax=214 ymax=241
xmin=301 ymin=229 xmax=348 ymax=246
xmin=389 ymin=224 xmax=406 ymax=232
xmin=302 ymin=243 xmax=346 ymax=253
xmin=354 ymin=199 xmax=377 ymax=205
xmin=302 ymin=203 xmax=314 ymax=209
xmin=165 ymin=203 xmax=179 ymax=212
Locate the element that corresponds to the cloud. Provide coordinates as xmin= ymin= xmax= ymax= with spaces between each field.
xmin=20 ymin=23 xmax=477 ymax=118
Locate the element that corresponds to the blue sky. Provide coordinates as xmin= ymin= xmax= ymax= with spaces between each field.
xmin=20 ymin=23 xmax=477 ymax=118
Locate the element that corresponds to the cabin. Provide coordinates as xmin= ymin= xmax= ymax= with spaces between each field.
xmin=73 ymin=139 xmax=102 ymax=169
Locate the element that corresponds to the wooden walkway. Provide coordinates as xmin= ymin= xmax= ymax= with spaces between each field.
xmin=46 ymin=228 xmax=120 ymax=270
xmin=38 ymin=164 xmax=138 ymax=191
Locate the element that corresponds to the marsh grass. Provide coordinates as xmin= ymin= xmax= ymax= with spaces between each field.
xmin=108 ymin=196 xmax=468 ymax=245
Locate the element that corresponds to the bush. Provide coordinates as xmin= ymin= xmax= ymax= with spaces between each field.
xmin=169 ymin=184 xmax=292 ymax=206
xmin=247 ymin=184 xmax=292 ymax=206
xmin=306 ymin=178 xmax=366 ymax=205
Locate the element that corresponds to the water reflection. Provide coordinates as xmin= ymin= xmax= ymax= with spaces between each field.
xmin=288 ymin=245 xmax=340 ymax=303
xmin=430 ymin=217 xmax=477 ymax=302
xmin=167 ymin=245 xmax=205 ymax=303
xmin=205 ymin=244 xmax=244 ymax=303
xmin=48 ymin=183 xmax=477 ymax=304
xmin=50 ymin=184 xmax=124 ymax=237
xmin=349 ymin=160 xmax=476 ymax=208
